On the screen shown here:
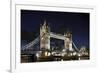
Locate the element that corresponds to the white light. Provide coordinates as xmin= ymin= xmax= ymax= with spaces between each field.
xmin=78 ymin=53 xmax=81 ymax=57
xmin=45 ymin=52 xmax=48 ymax=56
xmin=55 ymin=54 xmax=61 ymax=56
xmin=51 ymin=52 xmax=56 ymax=55
xmin=62 ymin=49 xmax=66 ymax=52
xmin=48 ymin=52 xmax=51 ymax=56
xmin=51 ymin=52 xmax=54 ymax=55
xmin=70 ymin=53 xmax=72 ymax=56
xmin=41 ymin=37 xmax=44 ymax=40
xmin=36 ymin=53 xmax=40 ymax=58
xmin=62 ymin=53 xmax=65 ymax=56
xmin=73 ymin=52 xmax=76 ymax=56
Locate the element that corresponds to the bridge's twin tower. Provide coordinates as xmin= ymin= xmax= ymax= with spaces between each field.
xmin=64 ymin=31 xmax=73 ymax=51
xmin=40 ymin=21 xmax=73 ymax=51
xmin=40 ymin=21 xmax=50 ymax=50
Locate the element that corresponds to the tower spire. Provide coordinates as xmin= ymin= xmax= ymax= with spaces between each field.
xmin=43 ymin=20 xmax=47 ymax=26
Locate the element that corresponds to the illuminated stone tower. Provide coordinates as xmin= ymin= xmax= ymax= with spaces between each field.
xmin=64 ymin=31 xmax=73 ymax=51
xmin=40 ymin=21 xmax=50 ymax=50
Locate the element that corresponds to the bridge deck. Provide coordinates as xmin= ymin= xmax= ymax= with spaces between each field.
xmin=50 ymin=32 xmax=66 ymax=40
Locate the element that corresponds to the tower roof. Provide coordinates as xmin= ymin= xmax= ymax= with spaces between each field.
xmin=43 ymin=20 xmax=47 ymax=26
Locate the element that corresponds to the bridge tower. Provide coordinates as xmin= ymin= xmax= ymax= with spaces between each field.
xmin=40 ymin=21 xmax=50 ymax=50
xmin=64 ymin=31 xmax=73 ymax=51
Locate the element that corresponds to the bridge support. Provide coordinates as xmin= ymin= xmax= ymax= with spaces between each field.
xmin=64 ymin=31 xmax=73 ymax=51
xmin=40 ymin=21 xmax=50 ymax=50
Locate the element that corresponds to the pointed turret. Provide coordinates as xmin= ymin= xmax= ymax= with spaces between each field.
xmin=40 ymin=20 xmax=50 ymax=50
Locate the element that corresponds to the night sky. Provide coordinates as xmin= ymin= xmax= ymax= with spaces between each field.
xmin=21 ymin=10 xmax=89 ymax=49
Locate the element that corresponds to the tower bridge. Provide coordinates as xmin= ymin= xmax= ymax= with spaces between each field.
xmin=21 ymin=21 xmax=89 ymax=62
xmin=22 ymin=21 xmax=80 ymax=53
xmin=40 ymin=21 xmax=73 ymax=51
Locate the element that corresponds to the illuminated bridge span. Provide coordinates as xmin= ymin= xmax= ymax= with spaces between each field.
xmin=22 ymin=35 xmax=79 ymax=52
xmin=72 ymin=41 xmax=79 ymax=52
xmin=50 ymin=32 xmax=66 ymax=40
xmin=22 ymin=36 xmax=40 ymax=50
xmin=22 ymin=21 xmax=80 ymax=53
